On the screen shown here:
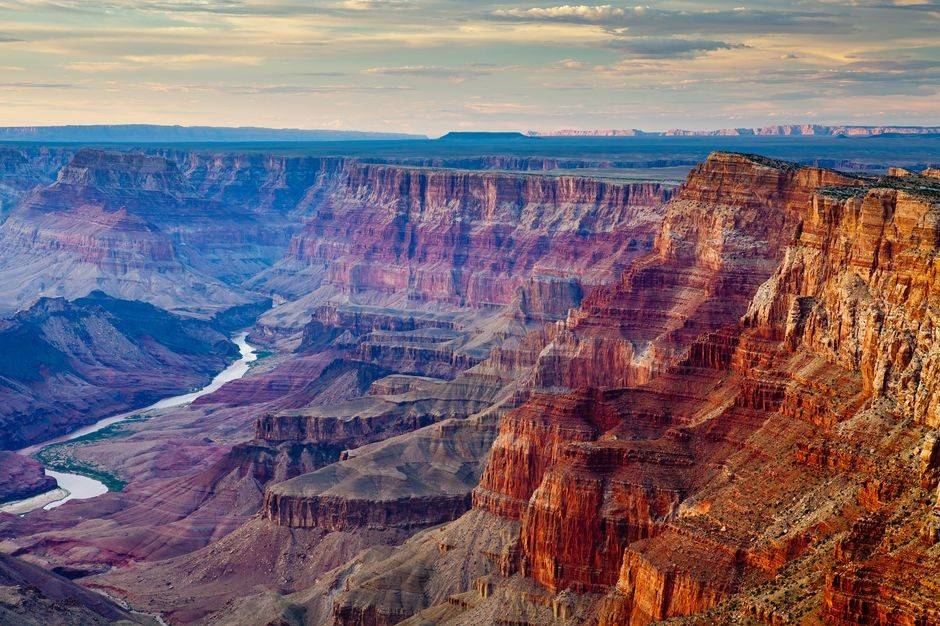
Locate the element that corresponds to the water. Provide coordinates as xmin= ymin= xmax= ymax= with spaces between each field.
xmin=9 ymin=333 xmax=257 ymax=513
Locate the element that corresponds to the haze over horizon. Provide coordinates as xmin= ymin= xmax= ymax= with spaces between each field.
xmin=0 ymin=1 xmax=937 ymax=136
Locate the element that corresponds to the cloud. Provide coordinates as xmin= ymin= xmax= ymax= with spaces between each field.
xmin=609 ymin=37 xmax=748 ymax=58
xmin=335 ymin=0 xmax=415 ymax=10
xmin=123 ymin=53 xmax=262 ymax=66
xmin=0 ymin=0 xmax=416 ymax=17
xmin=221 ymin=83 xmax=413 ymax=94
xmin=0 ymin=81 xmax=75 ymax=89
xmin=66 ymin=61 xmax=133 ymax=72
xmin=839 ymin=0 xmax=939 ymax=9
xmin=464 ymin=101 xmax=536 ymax=114
xmin=362 ymin=65 xmax=494 ymax=81
xmin=142 ymin=82 xmax=415 ymax=95
xmin=488 ymin=5 xmax=852 ymax=35
xmin=553 ymin=59 xmax=589 ymax=70
xmin=293 ymin=71 xmax=348 ymax=77
xmin=492 ymin=5 xmax=625 ymax=22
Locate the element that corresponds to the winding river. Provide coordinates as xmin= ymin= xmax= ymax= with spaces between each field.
xmin=4 ymin=333 xmax=257 ymax=514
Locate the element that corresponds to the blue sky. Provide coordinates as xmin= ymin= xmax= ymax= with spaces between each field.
xmin=0 ymin=1 xmax=937 ymax=135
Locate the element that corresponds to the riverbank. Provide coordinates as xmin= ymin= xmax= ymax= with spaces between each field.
xmin=0 ymin=333 xmax=257 ymax=515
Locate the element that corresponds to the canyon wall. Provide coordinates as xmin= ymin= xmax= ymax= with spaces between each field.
xmin=0 ymin=155 xmax=677 ymax=622
xmin=308 ymin=155 xmax=940 ymax=626
xmin=258 ymin=162 xmax=672 ymax=312
xmin=0 ymin=145 xmax=73 ymax=220
xmin=0 ymin=149 xmax=249 ymax=315
xmin=6 ymin=149 xmax=937 ymax=626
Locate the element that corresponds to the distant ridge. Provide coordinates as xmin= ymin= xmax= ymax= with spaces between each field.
xmin=529 ymin=124 xmax=940 ymax=138
xmin=0 ymin=124 xmax=426 ymax=143
xmin=437 ymin=131 xmax=533 ymax=140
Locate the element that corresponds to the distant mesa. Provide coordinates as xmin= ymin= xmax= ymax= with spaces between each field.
xmin=0 ymin=124 xmax=427 ymax=143
xmin=530 ymin=124 xmax=940 ymax=138
xmin=437 ymin=131 xmax=535 ymax=141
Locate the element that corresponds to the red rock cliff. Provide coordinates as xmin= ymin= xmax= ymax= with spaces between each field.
xmin=324 ymin=155 xmax=939 ymax=626
xmin=271 ymin=163 xmax=673 ymax=308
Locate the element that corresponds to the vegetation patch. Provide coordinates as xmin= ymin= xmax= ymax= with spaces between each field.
xmin=32 ymin=412 xmax=154 ymax=492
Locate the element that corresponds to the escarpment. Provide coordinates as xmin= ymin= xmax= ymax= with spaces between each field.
xmin=312 ymin=154 xmax=940 ymax=626
xmin=0 ymin=145 xmax=73 ymax=218
xmin=260 ymin=163 xmax=672 ymax=309
xmin=242 ymin=166 xmax=677 ymax=523
xmin=488 ymin=153 xmax=863 ymax=393
xmin=7 ymin=149 xmax=938 ymax=626
xmin=0 ymin=149 xmax=248 ymax=314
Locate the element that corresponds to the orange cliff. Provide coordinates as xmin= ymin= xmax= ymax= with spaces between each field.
xmin=320 ymin=154 xmax=940 ymax=626
xmin=487 ymin=160 xmax=939 ymax=625
xmin=489 ymin=153 xmax=861 ymax=392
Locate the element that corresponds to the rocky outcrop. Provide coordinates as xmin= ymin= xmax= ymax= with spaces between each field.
xmin=264 ymin=491 xmax=472 ymax=531
xmin=261 ymin=410 xmax=498 ymax=532
xmin=0 ymin=291 xmax=237 ymax=449
xmin=0 ymin=145 xmax=73 ymax=219
xmin=0 ymin=552 xmax=148 ymax=625
xmin=308 ymin=154 xmax=940 ymax=626
xmin=742 ymin=172 xmax=940 ymax=427
xmin=0 ymin=451 xmax=57 ymax=502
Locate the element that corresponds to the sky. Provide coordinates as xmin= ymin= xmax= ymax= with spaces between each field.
xmin=0 ymin=1 xmax=937 ymax=135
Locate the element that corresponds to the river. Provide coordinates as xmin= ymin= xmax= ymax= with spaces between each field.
xmin=2 ymin=333 xmax=257 ymax=515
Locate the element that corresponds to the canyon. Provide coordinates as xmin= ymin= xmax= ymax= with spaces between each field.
xmin=0 ymin=140 xmax=936 ymax=625
xmin=0 ymin=291 xmax=239 ymax=452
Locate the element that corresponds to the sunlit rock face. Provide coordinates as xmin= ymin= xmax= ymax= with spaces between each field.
xmin=3 ymin=147 xmax=937 ymax=626
xmin=299 ymin=154 xmax=939 ymax=626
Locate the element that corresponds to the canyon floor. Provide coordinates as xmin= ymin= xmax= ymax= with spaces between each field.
xmin=0 ymin=136 xmax=937 ymax=625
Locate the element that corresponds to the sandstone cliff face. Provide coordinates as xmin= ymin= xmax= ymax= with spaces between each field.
xmin=315 ymin=154 xmax=940 ymax=626
xmin=743 ymin=175 xmax=940 ymax=427
xmin=492 ymin=153 xmax=862 ymax=393
xmin=262 ymin=163 xmax=671 ymax=308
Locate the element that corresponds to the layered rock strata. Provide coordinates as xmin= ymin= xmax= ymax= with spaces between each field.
xmin=309 ymin=155 xmax=940 ymax=626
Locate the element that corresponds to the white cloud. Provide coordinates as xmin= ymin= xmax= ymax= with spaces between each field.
xmin=492 ymin=5 xmax=626 ymax=22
